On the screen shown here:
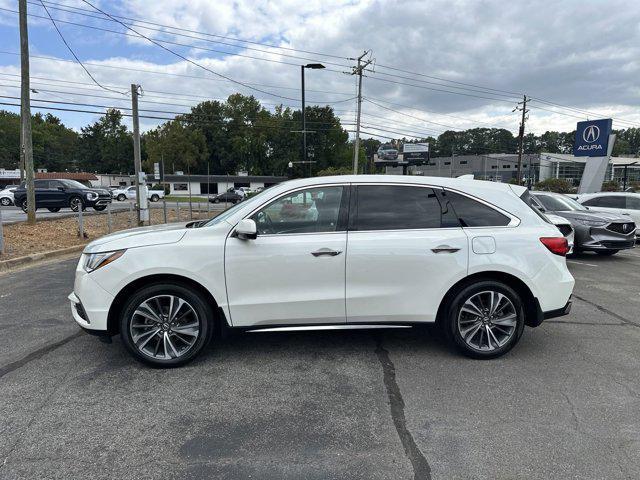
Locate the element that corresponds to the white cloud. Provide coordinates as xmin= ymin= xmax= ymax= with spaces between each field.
xmin=2 ymin=0 xmax=639 ymax=138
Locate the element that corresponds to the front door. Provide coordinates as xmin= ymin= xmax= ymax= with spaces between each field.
xmin=225 ymin=185 xmax=348 ymax=327
xmin=346 ymin=184 xmax=469 ymax=324
xmin=47 ymin=180 xmax=67 ymax=206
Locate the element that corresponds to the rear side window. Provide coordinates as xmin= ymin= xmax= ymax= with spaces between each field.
xmin=34 ymin=180 xmax=49 ymax=188
xmin=624 ymin=196 xmax=640 ymax=209
xmin=582 ymin=196 xmax=625 ymax=208
xmin=444 ymin=190 xmax=511 ymax=227
xmin=354 ymin=185 xmax=448 ymax=230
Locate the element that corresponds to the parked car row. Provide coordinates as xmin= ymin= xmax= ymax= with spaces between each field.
xmin=110 ymin=185 xmax=165 ymax=202
xmin=530 ymin=191 xmax=637 ymax=256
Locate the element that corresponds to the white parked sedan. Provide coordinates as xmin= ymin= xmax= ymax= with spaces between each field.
xmin=69 ymin=175 xmax=575 ymax=367
xmin=0 ymin=186 xmax=17 ymax=207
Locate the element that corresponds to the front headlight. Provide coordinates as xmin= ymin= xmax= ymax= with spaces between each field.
xmin=574 ymin=218 xmax=607 ymax=227
xmin=86 ymin=192 xmax=98 ymax=200
xmin=83 ymin=250 xmax=126 ymax=272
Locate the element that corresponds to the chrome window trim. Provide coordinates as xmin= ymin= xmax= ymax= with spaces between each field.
xmin=234 ymin=180 xmax=520 ymax=236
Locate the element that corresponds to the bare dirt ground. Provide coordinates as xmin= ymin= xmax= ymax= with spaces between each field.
xmin=0 ymin=207 xmax=214 ymax=260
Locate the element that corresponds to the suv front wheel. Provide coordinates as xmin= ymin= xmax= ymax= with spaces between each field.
xmin=444 ymin=280 xmax=525 ymax=359
xmin=69 ymin=196 xmax=85 ymax=212
xmin=120 ymin=283 xmax=214 ymax=367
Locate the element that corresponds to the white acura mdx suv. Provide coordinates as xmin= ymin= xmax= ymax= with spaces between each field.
xmin=69 ymin=175 xmax=574 ymax=367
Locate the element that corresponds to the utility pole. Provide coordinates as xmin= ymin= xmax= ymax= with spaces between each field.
xmin=351 ymin=51 xmax=372 ymax=174
xmin=515 ymin=95 xmax=529 ymax=185
xmin=19 ymin=0 xmax=35 ymax=224
xmin=131 ymin=84 xmax=146 ymax=226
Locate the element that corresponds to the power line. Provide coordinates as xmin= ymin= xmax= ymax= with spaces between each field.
xmin=35 ymin=1 xmax=127 ymax=95
xmin=529 ymin=98 xmax=640 ymax=128
xmin=363 ymin=97 xmax=461 ymax=130
xmin=76 ymin=0 xmax=308 ymax=102
xmin=23 ymin=1 xmax=353 ymax=69
xmin=0 ymin=51 xmax=355 ymax=104
xmin=363 ymin=96 xmax=515 ymax=130
xmin=31 ymin=0 xmax=350 ymax=61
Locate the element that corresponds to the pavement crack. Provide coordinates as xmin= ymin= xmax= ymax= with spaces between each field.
xmin=375 ymin=337 xmax=431 ymax=480
xmin=0 ymin=330 xmax=84 ymax=380
xmin=572 ymin=294 xmax=640 ymax=328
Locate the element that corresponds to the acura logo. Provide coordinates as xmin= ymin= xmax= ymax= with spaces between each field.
xmin=583 ymin=125 xmax=600 ymax=143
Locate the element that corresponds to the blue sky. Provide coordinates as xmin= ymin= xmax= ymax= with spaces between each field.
xmin=0 ymin=0 xmax=639 ymax=137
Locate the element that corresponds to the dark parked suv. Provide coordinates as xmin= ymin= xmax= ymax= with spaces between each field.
xmin=13 ymin=179 xmax=112 ymax=213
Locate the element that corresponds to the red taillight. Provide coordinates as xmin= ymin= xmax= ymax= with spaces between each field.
xmin=540 ymin=237 xmax=569 ymax=256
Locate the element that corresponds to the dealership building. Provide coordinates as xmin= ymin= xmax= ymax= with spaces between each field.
xmin=399 ymin=152 xmax=640 ymax=186
xmin=145 ymin=173 xmax=289 ymax=195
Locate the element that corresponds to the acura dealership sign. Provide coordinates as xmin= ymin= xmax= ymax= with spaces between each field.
xmin=574 ymin=118 xmax=612 ymax=157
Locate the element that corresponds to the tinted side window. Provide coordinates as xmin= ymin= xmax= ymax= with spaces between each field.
xmin=354 ymin=185 xmax=445 ymax=230
xmin=582 ymin=196 xmax=625 ymax=208
xmin=49 ymin=180 xmax=64 ymax=189
xmin=445 ymin=190 xmax=511 ymax=227
xmin=34 ymin=180 xmax=49 ymax=188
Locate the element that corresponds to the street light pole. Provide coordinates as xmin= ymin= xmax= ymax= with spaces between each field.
xmin=300 ymin=63 xmax=324 ymax=177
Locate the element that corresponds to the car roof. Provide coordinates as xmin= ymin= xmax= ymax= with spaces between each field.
xmin=282 ymin=174 xmax=526 ymax=194
xmin=578 ymin=191 xmax=640 ymax=198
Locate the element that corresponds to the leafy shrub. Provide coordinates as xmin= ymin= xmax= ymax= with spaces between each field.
xmin=534 ymin=178 xmax=572 ymax=193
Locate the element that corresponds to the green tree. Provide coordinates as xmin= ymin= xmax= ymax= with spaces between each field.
xmin=144 ymin=119 xmax=208 ymax=174
xmin=79 ymin=109 xmax=133 ymax=174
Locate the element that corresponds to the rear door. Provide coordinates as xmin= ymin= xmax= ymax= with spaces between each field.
xmin=345 ymin=184 xmax=468 ymax=324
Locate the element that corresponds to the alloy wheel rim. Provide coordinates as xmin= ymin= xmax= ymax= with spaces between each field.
xmin=457 ymin=290 xmax=517 ymax=352
xmin=1 ymin=198 xmax=9 ymax=206
xmin=130 ymin=294 xmax=200 ymax=360
xmin=70 ymin=198 xmax=81 ymax=211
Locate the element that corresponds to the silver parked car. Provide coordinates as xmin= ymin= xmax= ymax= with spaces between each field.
xmin=531 ymin=191 xmax=636 ymax=256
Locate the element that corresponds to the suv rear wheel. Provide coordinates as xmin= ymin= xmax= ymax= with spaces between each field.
xmin=443 ymin=280 xmax=525 ymax=359
xmin=117 ymin=194 xmax=126 ymax=201
xmin=119 ymin=283 xmax=214 ymax=367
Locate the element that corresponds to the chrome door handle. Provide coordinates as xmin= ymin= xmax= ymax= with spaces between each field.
xmin=311 ymin=248 xmax=342 ymax=257
xmin=431 ymin=246 xmax=460 ymax=254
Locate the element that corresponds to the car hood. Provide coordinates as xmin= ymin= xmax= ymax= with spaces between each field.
xmin=551 ymin=210 xmax=631 ymax=223
xmin=83 ymin=222 xmax=191 ymax=253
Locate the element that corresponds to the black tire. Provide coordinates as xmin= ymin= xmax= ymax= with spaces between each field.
xmin=117 ymin=194 xmax=126 ymax=202
xmin=69 ymin=196 xmax=84 ymax=212
xmin=442 ymin=280 xmax=525 ymax=359
xmin=20 ymin=198 xmax=28 ymax=213
xmin=119 ymin=283 xmax=214 ymax=368
xmin=213 ymin=198 xmax=220 ymax=203
xmin=150 ymin=194 xmax=160 ymax=202
xmin=47 ymin=207 xmax=61 ymax=212
xmin=0 ymin=197 xmax=11 ymax=207
xmin=596 ymin=249 xmax=619 ymax=256
xmin=93 ymin=205 xmax=107 ymax=211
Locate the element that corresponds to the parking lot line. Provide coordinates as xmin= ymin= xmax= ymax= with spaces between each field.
xmin=567 ymin=260 xmax=597 ymax=267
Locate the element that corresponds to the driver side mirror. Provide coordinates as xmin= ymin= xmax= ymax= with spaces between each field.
xmin=235 ymin=219 xmax=257 ymax=240
xmin=57 ymin=186 xmax=65 ymax=191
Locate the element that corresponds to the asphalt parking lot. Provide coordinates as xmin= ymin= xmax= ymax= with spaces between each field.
xmin=0 ymin=250 xmax=639 ymax=479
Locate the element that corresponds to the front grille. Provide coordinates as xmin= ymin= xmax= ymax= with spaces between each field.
xmin=600 ymin=240 xmax=635 ymax=249
xmin=606 ymin=222 xmax=636 ymax=235
xmin=557 ymin=224 xmax=573 ymax=237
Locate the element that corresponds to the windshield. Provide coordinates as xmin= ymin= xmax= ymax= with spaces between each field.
xmin=204 ymin=188 xmax=272 ymax=227
xmin=533 ymin=193 xmax=587 ymax=212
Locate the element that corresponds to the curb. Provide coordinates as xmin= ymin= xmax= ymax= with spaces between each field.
xmin=0 ymin=244 xmax=85 ymax=272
